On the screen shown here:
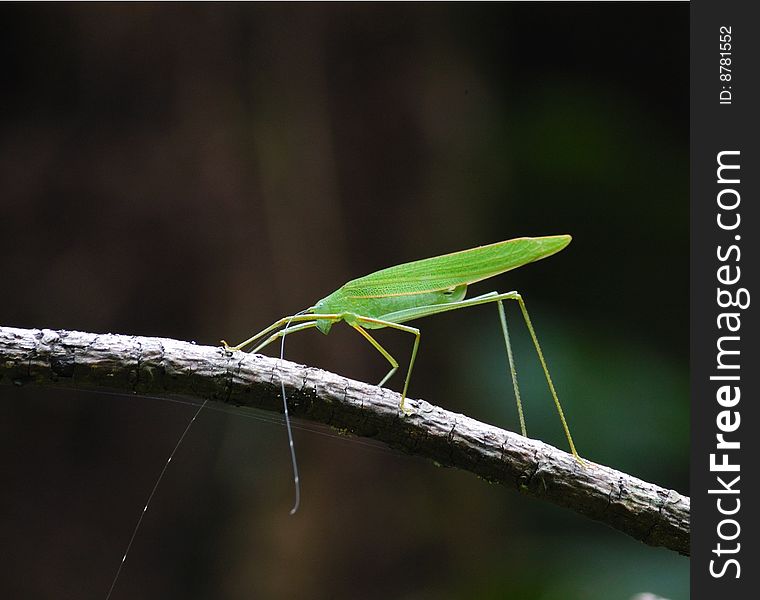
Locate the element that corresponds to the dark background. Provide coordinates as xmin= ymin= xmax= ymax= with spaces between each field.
xmin=1 ymin=4 xmax=688 ymax=599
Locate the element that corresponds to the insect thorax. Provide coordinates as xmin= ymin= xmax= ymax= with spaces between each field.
xmin=311 ymin=283 xmax=468 ymax=333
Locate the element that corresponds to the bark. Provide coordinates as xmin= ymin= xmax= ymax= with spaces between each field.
xmin=0 ymin=325 xmax=689 ymax=555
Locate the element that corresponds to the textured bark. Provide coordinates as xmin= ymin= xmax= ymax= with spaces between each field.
xmin=0 ymin=325 xmax=689 ymax=555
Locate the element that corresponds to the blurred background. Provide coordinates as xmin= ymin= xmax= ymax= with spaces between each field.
xmin=0 ymin=4 xmax=688 ymax=599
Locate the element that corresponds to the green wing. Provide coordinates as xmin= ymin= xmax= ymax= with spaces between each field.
xmin=340 ymin=235 xmax=571 ymax=298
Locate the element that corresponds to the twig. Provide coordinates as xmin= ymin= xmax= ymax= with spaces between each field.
xmin=0 ymin=325 xmax=690 ymax=555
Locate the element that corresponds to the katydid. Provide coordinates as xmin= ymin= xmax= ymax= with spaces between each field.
xmin=222 ymin=235 xmax=582 ymax=510
xmin=106 ymin=235 xmax=580 ymax=595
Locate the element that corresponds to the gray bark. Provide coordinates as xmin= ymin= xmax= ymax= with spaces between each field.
xmin=0 ymin=325 xmax=689 ymax=556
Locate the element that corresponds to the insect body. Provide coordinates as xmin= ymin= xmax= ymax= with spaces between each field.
xmin=222 ymin=235 xmax=580 ymax=461
xmin=108 ymin=237 xmax=581 ymax=595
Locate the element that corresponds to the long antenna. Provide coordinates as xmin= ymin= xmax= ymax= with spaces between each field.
xmin=280 ymin=312 xmax=304 ymax=515
xmin=105 ymin=399 xmax=208 ymax=600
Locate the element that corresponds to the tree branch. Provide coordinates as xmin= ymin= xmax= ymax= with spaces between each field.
xmin=0 ymin=325 xmax=689 ymax=555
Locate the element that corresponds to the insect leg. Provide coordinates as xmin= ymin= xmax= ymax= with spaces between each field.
xmin=497 ymin=300 xmax=526 ymax=437
xmin=349 ymin=325 xmax=399 ymax=388
xmin=249 ymin=321 xmax=320 ymax=354
xmin=353 ymin=317 xmax=420 ymax=415
xmin=221 ymin=313 xmax=341 ymax=352
xmin=508 ymin=293 xmax=581 ymax=463
xmin=376 ymin=293 xmax=580 ymax=462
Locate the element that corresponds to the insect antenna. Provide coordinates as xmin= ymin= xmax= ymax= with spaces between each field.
xmin=280 ymin=307 xmax=311 ymax=515
xmin=105 ymin=398 xmax=208 ymax=600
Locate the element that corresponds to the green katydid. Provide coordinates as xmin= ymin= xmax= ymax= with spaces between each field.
xmin=222 ymin=235 xmax=582 ymax=511
xmin=106 ymin=236 xmax=581 ymax=595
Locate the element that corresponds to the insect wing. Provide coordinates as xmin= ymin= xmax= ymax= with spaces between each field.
xmin=341 ymin=235 xmax=571 ymax=299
